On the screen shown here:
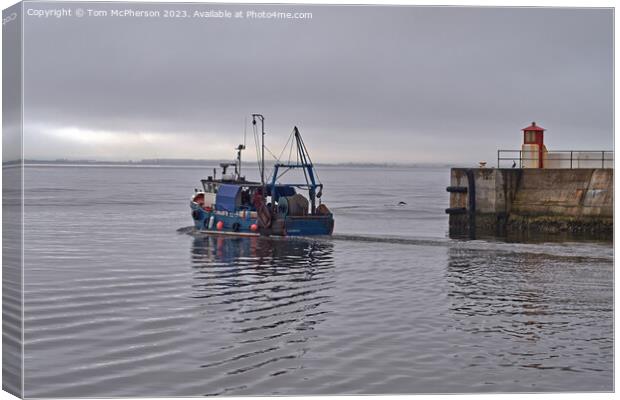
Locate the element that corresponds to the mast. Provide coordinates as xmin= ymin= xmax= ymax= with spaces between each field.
xmin=252 ymin=114 xmax=266 ymax=186
xmin=269 ymin=126 xmax=322 ymax=214
xmin=294 ymin=126 xmax=318 ymax=213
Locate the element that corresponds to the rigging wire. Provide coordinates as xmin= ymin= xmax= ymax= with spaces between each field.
xmin=243 ymin=116 xmax=247 ymax=147
xmin=296 ymin=132 xmax=311 ymax=188
xmin=272 ymin=128 xmax=303 ymax=185
xmin=262 ymin=145 xmax=281 ymax=184
xmin=276 ymin=128 xmax=295 ymax=163
xmin=263 ymin=128 xmax=297 ymax=185
xmin=288 ymin=131 xmax=295 ymax=164
xmin=297 ymin=131 xmax=322 ymax=185
xmin=246 ymin=122 xmax=322 ymax=190
xmin=264 ymin=146 xmax=279 ymax=160
xmin=252 ymin=120 xmax=261 ymax=179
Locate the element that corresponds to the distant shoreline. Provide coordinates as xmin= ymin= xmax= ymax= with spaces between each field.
xmin=7 ymin=159 xmax=454 ymax=168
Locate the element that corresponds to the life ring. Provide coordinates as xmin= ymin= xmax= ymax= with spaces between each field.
xmin=192 ymin=210 xmax=201 ymax=220
xmin=232 ymin=222 xmax=241 ymax=232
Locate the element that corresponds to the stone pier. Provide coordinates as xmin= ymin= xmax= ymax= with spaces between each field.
xmin=447 ymin=168 xmax=613 ymax=238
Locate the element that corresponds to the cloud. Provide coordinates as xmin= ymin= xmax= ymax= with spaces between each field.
xmin=21 ymin=5 xmax=613 ymax=163
xmin=23 ymin=123 xmax=235 ymax=160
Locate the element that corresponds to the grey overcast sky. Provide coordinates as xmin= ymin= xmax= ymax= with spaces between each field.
xmin=20 ymin=3 xmax=613 ymax=163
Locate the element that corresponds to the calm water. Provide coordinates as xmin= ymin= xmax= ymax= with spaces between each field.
xmin=21 ymin=165 xmax=613 ymax=397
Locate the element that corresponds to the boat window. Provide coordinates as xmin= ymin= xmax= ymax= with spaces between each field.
xmin=202 ymin=182 xmax=219 ymax=193
xmin=240 ymin=188 xmax=251 ymax=207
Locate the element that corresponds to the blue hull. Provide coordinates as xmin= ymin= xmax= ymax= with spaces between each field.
xmin=191 ymin=203 xmax=257 ymax=234
xmin=191 ymin=203 xmax=333 ymax=236
xmin=282 ymin=216 xmax=334 ymax=236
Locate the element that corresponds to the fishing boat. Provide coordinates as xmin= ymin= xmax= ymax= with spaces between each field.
xmin=190 ymin=114 xmax=334 ymax=236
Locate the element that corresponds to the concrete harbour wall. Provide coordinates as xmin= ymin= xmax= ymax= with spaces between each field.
xmin=447 ymin=168 xmax=613 ymax=238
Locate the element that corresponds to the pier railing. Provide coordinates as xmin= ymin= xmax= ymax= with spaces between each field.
xmin=497 ymin=150 xmax=614 ymax=169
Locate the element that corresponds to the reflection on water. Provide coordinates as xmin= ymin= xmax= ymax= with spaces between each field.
xmin=189 ymin=235 xmax=335 ymax=395
xmin=445 ymin=247 xmax=613 ymax=388
xmin=21 ymin=166 xmax=613 ymax=396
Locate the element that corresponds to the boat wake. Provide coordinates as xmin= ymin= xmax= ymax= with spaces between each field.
xmin=179 ymin=226 xmax=612 ymax=262
xmin=331 ymin=233 xmax=449 ymax=247
xmin=176 ymin=226 xmax=196 ymax=234
xmin=331 ymin=233 xmax=613 ymax=262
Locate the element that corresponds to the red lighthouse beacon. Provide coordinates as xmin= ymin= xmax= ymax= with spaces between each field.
xmin=521 ymin=121 xmax=546 ymax=168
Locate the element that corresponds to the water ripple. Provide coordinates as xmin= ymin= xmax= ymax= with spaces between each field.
xmin=22 ymin=166 xmax=613 ymax=396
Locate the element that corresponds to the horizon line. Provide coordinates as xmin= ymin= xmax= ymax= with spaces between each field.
xmin=8 ymin=158 xmax=458 ymax=167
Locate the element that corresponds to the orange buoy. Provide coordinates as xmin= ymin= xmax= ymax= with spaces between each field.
xmin=216 ymin=221 xmax=224 ymax=231
xmin=250 ymin=223 xmax=258 ymax=232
